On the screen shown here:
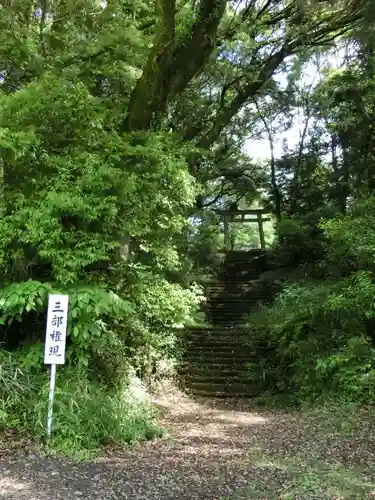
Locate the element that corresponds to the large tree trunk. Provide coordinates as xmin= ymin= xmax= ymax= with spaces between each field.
xmin=123 ymin=0 xmax=227 ymax=132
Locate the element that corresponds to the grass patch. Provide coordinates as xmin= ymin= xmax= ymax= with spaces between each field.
xmin=238 ymin=452 xmax=375 ymax=498
xmin=0 ymin=350 xmax=163 ymax=459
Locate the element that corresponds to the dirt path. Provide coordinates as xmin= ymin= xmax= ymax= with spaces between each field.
xmin=1 ymin=395 xmax=375 ymax=499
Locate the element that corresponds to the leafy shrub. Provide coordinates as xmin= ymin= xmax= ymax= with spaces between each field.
xmin=122 ymin=270 xmax=204 ymax=380
xmin=321 ymin=196 xmax=375 ymax=277
xmin=247 ymin=274 xmax=375 ymax=403
xmin=0 ymin=280 xmax=133 ymax=380
xmin=0 ymin=351 xmax=162 ymax=458
xmin=273 ymin=207 xmax=338 ymax=269
xmin=0 ymin=275 xmax=203 ymax=383
xmin=246 ymin=198 xmax=375 ymax=404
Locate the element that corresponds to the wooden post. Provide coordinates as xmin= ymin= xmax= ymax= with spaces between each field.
xmin=257 ymin=213 xmax=266 ymax=250
xmin=223 ymin=215 xmax=230 ymax=251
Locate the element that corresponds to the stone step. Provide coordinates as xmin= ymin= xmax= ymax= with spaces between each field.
xmin=182 ymin=336 xmax=249 ymax=343
xmin=186 ymin=381 xmax=260 ymax=396
xmin=207 ymin=319 xmax=248 ymax=324
xmin=183 ymin=341 xmax=254 ymax=350
xmin=182 ymin=360 xmax=250 ymax=370
xmin=208 ymin=304 xmax=260 ymax=312
xmin=226 ymin=249 xmax=265 ymax=256
xmin=208 ymin=289 xmax=267 ymax=295
xmin=209 ymin=307 xmax=251 ymax=313
xmin=179 ymin=364 xmax=248 ymax=377
xmin=184 ymin=349 xmax=254 ymax=358
xmin=208 ymin=291 xmax=265 ymax=297
xmin=208 ymin=303 xmax=261 ymax=310
xmin=209 ymin=316 xmax=249 ymax=322
xmin=208 ymin=319 xmax=252 ymax=326
xmin=209 ymin=292 xmax=264 ymax=298
xmin=209 ymin=313 xmax=251 ymax=318
xmin=216 ymin=277 xmax=263 ymax=284
xmin=182 ymin=326 xmax=249 ymax=332
xmin=208 ymin=311 xmax=262 ymax=317
xmin=184 ymin=331 xmax=242 ymax=339
xmin=188 ymin=390 xmax=255 ymax=398
xmin=183 ymin=358 xmax=250 ymax=367
xmin=209 ymin=279 xmax=261 ymax=285
xmin=179 ymin=250 xmax=275 ymax=398
xmin=181 ymin=328 xmax=250 ymax=337
xmin=208 ymin=317 xmax=249 ymax=323
xmin=208 ymin=310 xmax=261 ymax=316
xmin=208 ymin=295 xmax=267 ymax=302
xmin=220 ymin=260 xmax=264 ymax=267
xmin=182 ymin=338 xmax=250 ymax=345
xmin=221 ymin=264 xmax=265 ymax=271
xmin=208 ymin=306 xmax=263 ymax=313
xmin=184 ymin=346 xmax=253 ymax=355
xmin=180 ymin=358 xmax=250 ymax=368
xmin=208 ymin=290 xmax=256 ymax=295
xmin=219 ymin=267 xmax=264 ymax=272
xmin=182 ymin=336 xmax=252 ymax=345
xmin=209 ymin=317 xmax=249 ymax=324
xmin=208 ymin=283 xmax=257 ymax=289
xmin=182 ymin=375 xmax=252 ymax=385
xmin=218 ymin=274 xmax=263 ymax=280
xmin=182 ymin=327 xmax=250 ymax=335
xmin=183 ymin=339 xmax=251 ymax=348
xmin=208 ymin=295 xmax=260 ymax=301
xmin=182 ymin=355 xmax=251 ymax=365
xmin=208 ymin=292 xmax=256 ymax=298
xmin=222 ymin=264 xmax=264 ymax=270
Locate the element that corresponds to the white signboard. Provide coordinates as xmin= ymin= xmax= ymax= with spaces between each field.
xmin=44 ymin=294 xmax=69 ymax=365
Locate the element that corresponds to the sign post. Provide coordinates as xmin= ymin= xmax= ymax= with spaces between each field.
xmin=44 ymin=294 xmax=69 ymax=441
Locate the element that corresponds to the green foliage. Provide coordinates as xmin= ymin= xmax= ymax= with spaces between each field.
xmin=0 ymin=280 xmax=50 ymax=325
xmin=0 ymin=75 xmax=197 ymax=285
xmin=0 ymin=273 xmax=203 ymax=384
xmin=0 ymin=280 xmax=133 ymax=378
xmin=273 ymin=207 xmax=337 ymax=268
xmin=321 ymin=197 xmax=375 ymax=275
xmin=182 ymin=211 xmax=223 ymax=279
xmin=248 ymin=276 xmax=375 ymax=402
xmin=247 ymin=198 xmax=375 ymax=404
xmin=0 ymin=351 xmax=162 ymax=458
xmin=121 ymin=269 xmax=205 ymax=380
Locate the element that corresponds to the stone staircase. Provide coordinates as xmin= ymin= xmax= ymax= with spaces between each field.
xmin=179 ymin=250 xmax=274 ymax=398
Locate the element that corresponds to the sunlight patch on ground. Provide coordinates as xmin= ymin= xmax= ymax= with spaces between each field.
xmin=0 ymin=477 xmax=30 ymax=497
xmin=211 ymin=412 xmax=266 ymax=425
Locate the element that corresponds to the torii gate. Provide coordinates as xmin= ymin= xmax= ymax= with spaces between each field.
xmin=213 ymin=208 xmax=270 ymax=251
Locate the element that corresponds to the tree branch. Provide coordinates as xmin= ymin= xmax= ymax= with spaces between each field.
xmin=195 ymin=2 xmax=365 ymax=150
xmin=253 ymin=96 xmax=281 ymax=219
xmin=197 ymin=44 xmax=291 ymax=149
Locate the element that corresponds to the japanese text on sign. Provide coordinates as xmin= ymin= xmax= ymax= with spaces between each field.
xmin=44 ymin=294 xmax=69 ymax=365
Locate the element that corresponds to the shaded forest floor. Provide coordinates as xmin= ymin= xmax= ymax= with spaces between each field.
xmin=1 ymin=392 xmax=375 ymax=499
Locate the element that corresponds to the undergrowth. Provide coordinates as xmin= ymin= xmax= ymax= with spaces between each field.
xmin=245 ymin=198 xmax=375 ymax=406
xmin=0 ymin=350 xmax=162 ymax=459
